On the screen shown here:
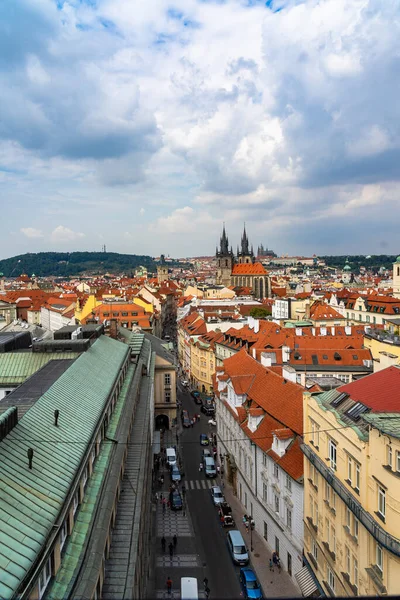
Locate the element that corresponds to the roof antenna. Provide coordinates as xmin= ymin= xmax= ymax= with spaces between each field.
xmin=54 ymin=409 xmax=60 ymax=427
xmin=27 ymin=448 xmax=34 ymax=469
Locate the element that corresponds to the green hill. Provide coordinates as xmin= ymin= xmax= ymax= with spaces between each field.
xmin=0 ymin=252 xmax=157 ymax=277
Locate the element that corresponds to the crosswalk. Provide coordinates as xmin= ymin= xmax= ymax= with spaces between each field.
xmin=186 ymin=479 xmax=217 ymax=490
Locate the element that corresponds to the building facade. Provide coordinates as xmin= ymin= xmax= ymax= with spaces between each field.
xmin=303 ymin=367 xmax=400 ymax=597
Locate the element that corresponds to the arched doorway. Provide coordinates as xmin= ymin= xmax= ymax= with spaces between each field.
xmin=155 ymin=414 xmax=170 ymax=430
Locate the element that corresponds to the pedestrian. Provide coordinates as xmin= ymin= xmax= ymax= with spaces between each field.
xmin=173 ymin=534 xmax=177 ymax=548
xmin=220 ymin=453 xmax=223 ymax=463
xmin=155 ymin=492 xmax=158 ymax=503
xmin=277 ymin=557 xmax=282 ymax=573
xmin=161 ymin=536 xmax=166 ymax=552
xmin=166 ymin=576 xmax=172 ymax=594
xmin=203 ymin=577 xmax=209 ymax=589
xmin=269 ymin=558 xmax=274 ymax=572
xmin=272 ymin=551 xmax=278 ymax=566
xmin=217 ymin=465 xmax=220 ymax=475
xmin=199 ymin=462 xmax=203 ymax=472
xmin=205 ymin=586 xmax=210 ymax=599
xmin=169 ymin=542 xmax=174 ymax=557
xmin=160 ymin=493 xmax=163 ymax=504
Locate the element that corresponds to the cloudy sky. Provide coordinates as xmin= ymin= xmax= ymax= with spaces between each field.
xmin=1 ymin=0 xmax=399 ymax=259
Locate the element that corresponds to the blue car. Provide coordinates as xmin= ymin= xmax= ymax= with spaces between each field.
xmin=239 ymin=568 xmax=262 ymax=599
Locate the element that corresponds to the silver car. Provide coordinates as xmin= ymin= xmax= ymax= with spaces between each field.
xmin=211 ymin=485 xmax=225 ymax=506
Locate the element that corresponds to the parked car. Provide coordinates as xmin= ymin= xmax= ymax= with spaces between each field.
xmin=170 ymin=464 xmax=181 ymax=482
xmin=227 ymin=530 xmax=249 ymax=566
xmin=191 ymin=390 xmax=202 ymax=405
xmin=181 ymin=380 xmax=189 ymax=387
xmin=218 ymin=502 xmax=235 ymax=527
xmin=239 ymin=568 xmax=262 ymax=599
xmin=169 ymin=489 xmax=183 ymax=511
xmin=210 ymin=485 xmax=225 ymax=506
xmin=183 ymin=415 xmax=192 ymax=428
xmin=181 ymin=409 xmax=189 ymax=422
xmin=200 ymin=434 xmax=209 ymax=446
xmin=201 ymin=399 xmax=215 ymax=416
xmin=202 ymin=448 xmax=212 ymax=461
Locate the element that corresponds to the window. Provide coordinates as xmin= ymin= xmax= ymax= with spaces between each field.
xmin=287 ymin=508 xmax=292 ymax=531
xmin=355 ymin=463 xmax=360 ymax=492
xmin=325 ymin=481 xmax=331 ymax=504
xmin=274 ymin=464 xmax=279 ymax=478
xmin=353 ymin=557 xmax=358 ymax=589
xmin=325 ymin=518 xmax=330 ymax=545
xmin=60 ymin=520 xmax=68 ymax=551
xmin=310 ymin=418 xmax=320 ymax=447
xmin=396 ymin=451 xmax=400 ymax=473
xmin=112 ymin=312 xmax=119 ymax=317
xmin=346 ymin=507 xmax=351 ymax=530
xmin=327 ymin=567 xmax=335 ymax=592
xmin=331 ymin=525 xmax=336 ymax=554
xmin=274 ymin=493 xmax=280 ymax=513
xmin=275 ymin=536 xmax=280 ymax=555
xmin=347 ymin=456 xmax=353 ymax=484
xmin=345 ymin=545 xmax=350 ymax=575
xmin=164 ymin=373 xmax=171 ymax=386
xmin=329 ymin=439 xmax=337 ymax=470
xmin=262 ymin=453 xmax=268 ymax=468
xmin=310 ymin=464 xmax=318 ymax=488
xmin=121 ymin=312 xmax=128 ymax=316
xmin=263 ymin=482 xmax=268 ymax=502
xmin=73 ymin=492 xmax=79 ymax=515
xmin=332 ymin=490 xmax=337 ymax=510
xmin=387 ymin=445 xmax=392 ymax=468
xmin=312 ymin=539 xmax=318 ymax=561
xmin=309 ymin=494 xmax=314 ymax=522
xmin=286 ymin=474 xmax=292 ymax=492
xmin=352 ymin=516 xmax=359 ymax=541
xmin=376 ymin=544 xmax=383 ymax=573
xmin=263 ymin=521 xmax=268 ymax=541
xmin=165 ymin=390 xmax=171 ymax=403
xmin=378 ymin=486 xmax=386 ymax=518
xmin=38 ymin=556 xmax=52 ymax=599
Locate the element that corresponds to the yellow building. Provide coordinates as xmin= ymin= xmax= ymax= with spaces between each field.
xmin=190 ymin=331 xmax=221 ymax=393
xmin=303 ymin=366 xmax=400 ymax=597
xmin=74 ymin=294 xmax=102 ymax=323
xmin=363 ymin=326 xmax=400 ymax=372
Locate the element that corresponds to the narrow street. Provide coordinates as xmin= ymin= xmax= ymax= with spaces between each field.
xmin=149 ymin=380 xmax=243 ymax=598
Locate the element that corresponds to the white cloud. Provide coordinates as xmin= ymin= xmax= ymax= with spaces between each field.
xmin=50 ymin=226 xmax=85 ymax=243
xmin=139 ymin=208 xmax=145 ymax=216
xmin=150 ymin=206 xmax=215 ymax=235
xmin=20 ymin=227 xmax=43 ymax=238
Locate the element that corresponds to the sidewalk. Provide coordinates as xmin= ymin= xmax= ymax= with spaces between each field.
xmin=223 ymin=480 xmax=301 ymax=599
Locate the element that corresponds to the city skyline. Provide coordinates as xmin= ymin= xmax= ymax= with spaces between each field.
xmin=1 ymin=0 xmax=399 ymax=259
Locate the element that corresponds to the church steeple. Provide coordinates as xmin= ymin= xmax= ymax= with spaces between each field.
xmin=241 ymin=224 xmax=249 ymax=256
xmin=219 ymin=223 xmax=229 ymax=255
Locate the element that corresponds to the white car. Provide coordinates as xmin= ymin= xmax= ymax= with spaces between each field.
xmin=211 ymin=486 xmax=225 ymax=506
xmin=181 ymin=380 xmax=189 ymax=387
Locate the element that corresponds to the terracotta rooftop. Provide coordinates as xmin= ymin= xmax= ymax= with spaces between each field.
xmin=232 ymin=262 xmax=267 ymax=275
xmin=339 ymin=366 xmax=400 ymax=413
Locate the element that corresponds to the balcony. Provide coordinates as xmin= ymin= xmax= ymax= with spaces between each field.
xmin=302 ymin=443 xmax=400 ymax=558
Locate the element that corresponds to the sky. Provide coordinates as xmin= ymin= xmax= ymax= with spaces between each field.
xmin=1 ymin=0 xmax=399 ymax=260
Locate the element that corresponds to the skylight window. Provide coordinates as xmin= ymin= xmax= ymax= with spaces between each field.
xmin=346 ymin=402 xmax=369 ymax=421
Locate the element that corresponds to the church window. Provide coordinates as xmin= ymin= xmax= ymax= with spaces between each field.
xmin=225 ymin=259 xmax=228 ymax=267
xmin=397 ymin=267 xmax=400 ymax=276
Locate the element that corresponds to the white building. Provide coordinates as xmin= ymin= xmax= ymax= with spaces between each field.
xmin=215 ymin=349 xmax=306 ymax=586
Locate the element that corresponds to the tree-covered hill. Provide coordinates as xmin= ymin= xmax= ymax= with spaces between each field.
xmin=0 ymin=252 xmax=157 ymax=277
xmin=321 ymin=255 xmax=398 ymax=273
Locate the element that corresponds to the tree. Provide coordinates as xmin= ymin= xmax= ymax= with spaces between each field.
xmin=249 ymin=307 xmax=271 ymax=319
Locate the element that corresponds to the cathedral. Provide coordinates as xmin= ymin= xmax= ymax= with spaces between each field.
xmin=215 ymin=225 xmax=271 ymax=299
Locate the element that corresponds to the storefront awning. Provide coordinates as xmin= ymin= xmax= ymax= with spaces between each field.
xmin=295 ymin=565 xmax=318 ymax=597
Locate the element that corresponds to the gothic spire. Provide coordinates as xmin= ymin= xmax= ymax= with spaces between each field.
xmin=241 ymin=223 xmax=249 ymax=255
xmin=219 ymin=223 xmax=229 ymax=255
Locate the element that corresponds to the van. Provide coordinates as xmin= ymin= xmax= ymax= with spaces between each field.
xmin=166 ymin=447 xmax=177 ymax=467
xmin=227 ymin=530 xmax=249 ymax=565
xmin=181 ymin=577 xmax=198 ymax=600
xmin=204 ymin=456 xmax=216 ymax=478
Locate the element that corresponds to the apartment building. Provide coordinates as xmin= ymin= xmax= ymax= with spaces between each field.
xmin=303 ymin=366 xmax=400 ymax=596
xmin=214 ymin=349 xmax=312 ymax=589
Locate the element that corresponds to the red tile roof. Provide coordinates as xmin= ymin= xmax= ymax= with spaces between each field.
xmin=222 ymin=349 xmax=303 ymax=433
xmin=339 ymin=366 xmax=400 ymax=412
xmin=310 ymin=301 xmax=345 ymax=321
xmin=232 ymin=262 xmax=267 ymax=275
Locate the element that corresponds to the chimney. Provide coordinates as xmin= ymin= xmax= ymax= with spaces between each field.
xmin=27 ymin=448 xmax=34 ymax=469
xmin=54 ymin=410 xmax=59 ymax=427
xmin=305 ymin=302 xmax=311 ymax=320
xmin=109 ymin=318 xmax=118 ymax=340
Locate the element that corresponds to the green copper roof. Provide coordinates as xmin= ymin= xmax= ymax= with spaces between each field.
xmin=0 ymin=335 xmax=129 ymax=600
xmin=0 ymin=352 xmax=79 ymax=385
xmin=396 ymin=256 xmax=400 ymax=263
xmin=363 ymin=413 xmax=400 ymax=439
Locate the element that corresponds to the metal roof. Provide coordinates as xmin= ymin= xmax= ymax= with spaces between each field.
xmin=0 ymin=335 xmax=129 ymax=600
xmin=363 ymin=413 xmax=400 ymax=439
xmin=0 ymin=352 xmax=79 ymax=385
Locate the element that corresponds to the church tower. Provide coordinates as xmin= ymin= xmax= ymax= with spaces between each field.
xmin=237 ymin=224 xmax=254 ymax=264
xmin=393 ymin=256 xmax=400 ymax=299
xmin=157 ymin=254 xmax=168 ymax=284
xmin=216 ymin=225 xmax=233 ymax=287
xmin=342 ymin=258 xmax=352 ymax=285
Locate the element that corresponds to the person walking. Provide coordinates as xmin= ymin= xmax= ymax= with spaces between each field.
xmin=161 ymin=536 xmax=166 ymax=553
xmin=166 ymin=576 xmax=172 ymax=595
xmin=169 ymin=542 xmax=174 ymax=558
xmin=173 ymin=534 xmax=177 ymax=549
xmin=269 ymin=557 xmax=274 ymax=572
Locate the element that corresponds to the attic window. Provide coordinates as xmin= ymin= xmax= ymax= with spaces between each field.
xmin=353 ymin=354 xmax=358 ymax=360
xmin=322 ymin=354 xmax=328 ymax=360
xmin=334 ymin=352 xmax=342 ymax=361
xmin=394 ymin=307 xmax=400 ymax=314
xmin=293 ymin=352 xmax=301 ymax=360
